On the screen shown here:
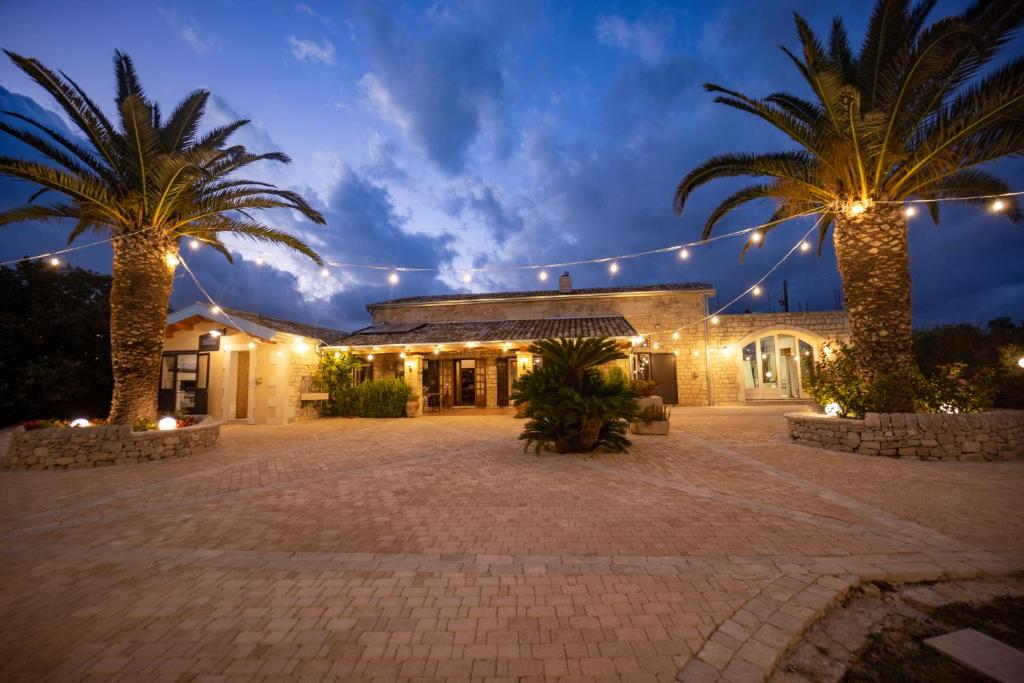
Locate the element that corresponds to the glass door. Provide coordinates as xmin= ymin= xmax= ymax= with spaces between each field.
xmin=742 ymin=334 xmax=812 ymax=400
xmin=455 ymin=359 xmax=476 ymax=406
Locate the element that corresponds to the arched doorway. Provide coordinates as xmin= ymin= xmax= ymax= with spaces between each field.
xmin=737 ymin=329 xmax=823 ymax=401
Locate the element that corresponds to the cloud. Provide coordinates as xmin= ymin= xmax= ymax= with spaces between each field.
xmin=357 ymin=5 xmax=517 ymax=175
xmin=595 ymin=13 xmax=675 ymax=64
xmin=288 ymin=36 xmax=336 ymax=65
xmin=159 ymin=9 xmax=219 ymax=55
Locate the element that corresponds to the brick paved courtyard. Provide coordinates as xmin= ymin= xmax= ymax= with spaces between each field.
xmin=1 ymin=406 xmax=1022 ymax=682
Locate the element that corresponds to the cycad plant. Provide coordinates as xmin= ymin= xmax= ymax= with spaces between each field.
xmin=0 ymin=51 xmax=325 ymax=423
xmin=674 ymin=0 xmax=1023 ymax=412
xmin=512 ymin=338 xmax=637 ymax=454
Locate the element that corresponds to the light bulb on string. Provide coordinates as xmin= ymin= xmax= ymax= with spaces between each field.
xmin=255 ymin=255 xmax=264 ymax=266
xmin=609 ymin=261 xmax=619 ymax=275
xmin=849 ymin=201 xmax=866 ymax=216
xmin=904 ymin=205 xmax=917 ymax=218
xmin=538 ymin=270 xmax=548 ymax=282
xmin=189 ymin=239 xmax=201 ymax=250
xmin=462 ymin=272 xmax=472 ymax=284
xmin=991 ymin=199 xmax=1006 ymax=212
xmin=320 ymin=268 xmax=330 ymax=278
xmin=752 ymin=286 xmax=762 ymax=296
xmin=49 ymin=257 xmax=60 ymax=267
xmin=672 ymin=331 xmax=680 ymax=341
xmin=748 ymin=232 xmax=762 ymax=244
xmin=388 ymin=271 xmax=399 ymax=285
xmin=164 ymin=252 xmax=180 ymax=269
xmin=800 ymin=240 xmax=811 ymax=252
xmin=710 ymin=315 xmax=720 ymax=325
xmin=678 ymin=248 xmax=689 ymax=260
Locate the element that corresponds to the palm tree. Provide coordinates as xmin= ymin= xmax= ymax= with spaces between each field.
xmin=673 ymin=0 xmax=1023 ymax=412
xmin=0 ymin=51 xmax=326 ymax=423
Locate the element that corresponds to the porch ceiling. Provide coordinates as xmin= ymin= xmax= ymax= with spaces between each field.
xmin=329 ymin=316 xmax=637 ymax=349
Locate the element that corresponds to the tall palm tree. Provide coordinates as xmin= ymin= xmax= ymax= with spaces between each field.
xmin=0 ymin=51 xmax=326 ymax=423
xmin=674 ymin=0 xmax=1023 ymax=412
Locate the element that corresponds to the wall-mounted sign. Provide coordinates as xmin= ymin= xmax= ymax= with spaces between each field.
xmin=198 ymin=332 xmax=221 ymax=351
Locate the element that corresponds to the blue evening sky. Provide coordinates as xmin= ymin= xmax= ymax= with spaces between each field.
xmin=1 ymin=0 xmax=1021 ymax=332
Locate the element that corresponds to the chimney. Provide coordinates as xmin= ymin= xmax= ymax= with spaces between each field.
xmin=558 ymin=271 xmax=572 ymax=293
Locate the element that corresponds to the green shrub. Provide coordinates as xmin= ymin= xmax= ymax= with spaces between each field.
xmin=803 ymin=341 xmax=997 ymax=417
xmin=628 ymin=379 xmax=657 ymax=397
xmin=349 ymin=378 xmax=412 ymax=418
xmin=315 ymin=352 xmax=365 ymax=417
xmin=513 ymin=338 xmax=638 ymax=454
xmin=637 ymin=404 xmax=671 ymax=423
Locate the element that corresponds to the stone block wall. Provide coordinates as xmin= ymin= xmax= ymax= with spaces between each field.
xmin=786 ymin=410 xmax=1024 ymax=461
xmin=6 ymin=418 xmax=221 ymax=470
xmin=289 ymin=352 xmax=322 ymax=422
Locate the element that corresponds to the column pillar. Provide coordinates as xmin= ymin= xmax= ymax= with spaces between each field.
xmin=403 ymin=354 xmax=423 ymax=416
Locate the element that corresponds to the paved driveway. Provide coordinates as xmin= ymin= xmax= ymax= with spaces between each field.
xmin=1 ymin=407 xmax=1021 ymax=682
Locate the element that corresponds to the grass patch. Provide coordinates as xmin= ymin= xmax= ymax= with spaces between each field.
xmin=843 ymin=595 xmax=1024 ymax=683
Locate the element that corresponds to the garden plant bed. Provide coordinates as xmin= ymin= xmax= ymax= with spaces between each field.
xmin=5 ymin=416 xmax=220 ymax=470
xmin=786 ymin=410 xmax=1024 ymax=461
xmin=769 ymin=577 xmax=1024 ymax=683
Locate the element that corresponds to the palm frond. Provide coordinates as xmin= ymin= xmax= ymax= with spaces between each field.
xmin=181 ymin=216 xmax=322 ymax=264
xmin=114 ymin=50 xmax=145 ymax=104
xmin=160 ymin=89 xmax=209 ymax=152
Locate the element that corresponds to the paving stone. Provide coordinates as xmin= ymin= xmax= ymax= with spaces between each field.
xmin=925 ymin=628 xmax=1024 ymax=683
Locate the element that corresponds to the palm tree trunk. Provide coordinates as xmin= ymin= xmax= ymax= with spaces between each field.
xmin=107 ymin=233 xmax=176 ymax=424
xmin=833 ymin=204 xmax=915 ymax=412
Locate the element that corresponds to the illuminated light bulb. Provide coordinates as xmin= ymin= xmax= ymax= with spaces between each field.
xmin=388 ymin=271 xmax=399 ymax=285
xmin=1018 ymin=357 xmax=1024 ymax=369
xmin=765 ymin=370 xmax=772 ymax=378
xmin=249 ymin=342 xmax=257 ymax=349
xmin=903 ymin=205 xmax=917 ymax=218
xmin=294 ymin=341 xmax=308 ymax=353
xmin=208 ymin=329 xmax=222 ymax=338
xmin=164 ymin=252 xmax=180 ymax=268
xmin=678 ymin=248 xmax=689 ymax=260
xmin=189 ymin=239 xmax=201 ymax=250
xmin=991 ymin=199 xmax=1006 ymax=212
xmin=276 ymin=350 xmax=283 ymax=358
xmin=211 ymin=305 xmax=221 ymax=314
xmin=49 ymin=257 xmax=60 ymax=266
xmin=157 ymin=417 xmax=178 ymax=431
xmin=849 ymin=201 xmax=866 ymax=216
xmin=433 ymin=347 xmax=440 ymax=355
xmin=752 ymin=286 xmax=762 ymax=296
xmin=466 ymin=341 xmax=478 ymax=348
xmin=710 ymin=316 xmax=720 ymax=325
xmin=255 ymin=255 xmax=264 ymax=266
xmin=333 ymin=351 xmax=340 ymax=358
xmin=672 ymin=331 xmax=680 ymax=341
xmin=749 ymin=231 xmax=762 ymax=244
xmin=800 ymin=241 xmax=811 ymax=252
xmin=320 ymin=268 xmax=330 ymax=278
xmin=367 ymin=353 xmax=374 ymax=361
xmin=462 ymin=272 xmax=472 ymax=283
xmin=538 ymin=270 xmax=548 ymax=282
xmin=609 ymin=261 xmax=619 ymax=274
xmin=502 ymin=343 xmax=510 ymax=351
xmin=653 ymin=342 xmax=660 ymax=349
xmin=632 ymin=336 xmax=644 ymax=345
xmin=70 ymin=418 xmax=90 ymax=428
xmin=399 ymin=352 xmax=406 ymax=359
xmin=692 ymin=349 xmax=700 ymax=357
xmin=824 ymin=402 xmax=841 ymax=417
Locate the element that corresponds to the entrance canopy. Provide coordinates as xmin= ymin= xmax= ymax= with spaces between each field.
xmin=327 ymin=316 xmax=637 ymax=351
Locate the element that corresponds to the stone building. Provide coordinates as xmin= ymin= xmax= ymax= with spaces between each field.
xmin=162 ymin=303 xmax=347 ymax=424
xmin=327 ymin=273 xmax=849 ymax=410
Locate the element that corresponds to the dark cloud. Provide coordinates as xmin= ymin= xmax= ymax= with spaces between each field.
xmin=358 ymin=5 xmax=518 ymax=175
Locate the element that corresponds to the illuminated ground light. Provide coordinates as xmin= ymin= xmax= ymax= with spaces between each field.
xmin=157 ymin=417 xmax=178 ymax=430
xmin=824 ymin=402 xmax=841 ymax=417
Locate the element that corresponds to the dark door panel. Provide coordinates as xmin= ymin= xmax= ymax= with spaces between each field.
xmin=650 ymin=353 xmax=678 ymax=404
xmin=497 ymin=360 xmax=509 ymax=407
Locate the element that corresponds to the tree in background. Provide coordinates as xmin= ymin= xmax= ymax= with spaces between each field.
xmin=674 ymin=0 xmax=1023 ymax=412
xmin=0 ymin=51 xmax=325 ymax=424
xmin=0 ymin=261 xmax=112 ymax=424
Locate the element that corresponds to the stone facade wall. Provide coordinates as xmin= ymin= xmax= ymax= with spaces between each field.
xmin=368 ymin=292 xmax=849 ymax=407
xmin=6 ymin=418 xmax=221 ymax=470
xmin=289 ymin=353 xmax=322 ymax=422
xmin=786 ymin=410 xmax=1024 ymax=461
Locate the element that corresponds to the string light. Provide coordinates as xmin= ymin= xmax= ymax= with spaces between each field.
xmin=255 ymin=256 xmax=264 ymax=266
xmin=991 ymin=199 xmax=1006 ymax=212
xmin=800 ymin=241 xmax=811 ymax=252
xmin=388 ymin=272 xmax=399 ymax=285
xmin=189 ymin=239 xmax=201 ymax=250
xmin=904 ymin=205 xmax=917 ymax=218
xmin=367 ymin=353 xmax=374 ymax=361
xmin=164 ymin=252 xmax=180 ymax=269
xmin=710 ymin=316 xmax=720 ymax=325
xmin=749 ymin=232 xmax=762 ymax=244
xmin=211 ymin=305 xmax=221 ymax=314
xmin=538 ymin=270 xmax=548 ymax=281
xmin=609 ymin=261 xmax=619 ymax=274
xmin=849 ymin=201 xmax=867 ymax=216
xmin=462 ymin=273 xmax=472 ymax=283
xmin=672 ymin=331 xmax=680 ymax=341
xmin=249 ymin=342 xmax=257 ymax=349
xmin=320 ymin=268 xmax=330 ymax=278
xmin=752 ymin=286 xmax=762 ymax=296
xmin=49 ymin=257 xmax=60 ymax=266
xmin=679 ymin=248 xmax=689 ymax=259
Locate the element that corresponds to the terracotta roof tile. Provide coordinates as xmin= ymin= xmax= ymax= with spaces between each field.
xmin=221 ymin=307 xmax=349 ymax=345
xmin=332 ymin=316 xmax=637 ymax=348
xmin=369 ymin=282 xmax=713 ymax=309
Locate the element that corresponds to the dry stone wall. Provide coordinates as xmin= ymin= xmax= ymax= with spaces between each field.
xmin=6 ymin=419 xmax=220 ymax=470
xmin=786 ymin=410 xmax=1024 ymax=461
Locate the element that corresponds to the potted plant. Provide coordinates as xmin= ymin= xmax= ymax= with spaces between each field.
xmin=631 ymin=404 xmax=671 ymax=435
xmin=629 ymin=379 xmax=662 ymax=410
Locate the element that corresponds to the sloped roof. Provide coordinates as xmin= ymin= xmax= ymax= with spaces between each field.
xmin=166 ymin=303 xmax=348 ymax=345
xmin=369 ymin=282 xmax=713 ymax=309
xmin=331 ymin=316 xmax=637 ymax=348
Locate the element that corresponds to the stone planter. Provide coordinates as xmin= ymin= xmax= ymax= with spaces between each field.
xmin=636 ymin=395 xmax=663 ymax=410
xmin=6 ymin=416 xmax=221 ymax=470
xmin=630 ymin=420 xmax=670 ymax=435
xmin=786 ymin=410 xmax=1024 ymax=461
xmin=405 ymin=397 xmax=421 ymax=418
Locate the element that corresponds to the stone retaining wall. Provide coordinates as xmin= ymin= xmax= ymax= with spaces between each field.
xmin=5 ymin=418 xmax=221 ymax=470
xmin=786 ymin=410 xmax=1024 ymax=461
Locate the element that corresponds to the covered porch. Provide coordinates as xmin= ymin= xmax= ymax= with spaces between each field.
xmin=325 ymin=317 xmax=638 ymax=415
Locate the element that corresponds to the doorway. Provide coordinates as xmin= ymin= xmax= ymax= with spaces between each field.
xmin=454 ymin=359 xmax=476 ymax=406
xmin=234 ymin=351 xmax=250 ymax=419
xmin=158 ymin=352 xmax=210 ymax=415
xmin=741 ymin=333 xmax=816 ymax=400
xmin=632 ymin=352 xmax=678 ymax=404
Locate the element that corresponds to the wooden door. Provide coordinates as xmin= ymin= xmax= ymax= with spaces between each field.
xmin=650 ymin=353 xmax=678 ymax=404
xmin=496 ymin=359 xmax=509 ymax=406
xmin=235 ymin=351 xmax=250 ymax=419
